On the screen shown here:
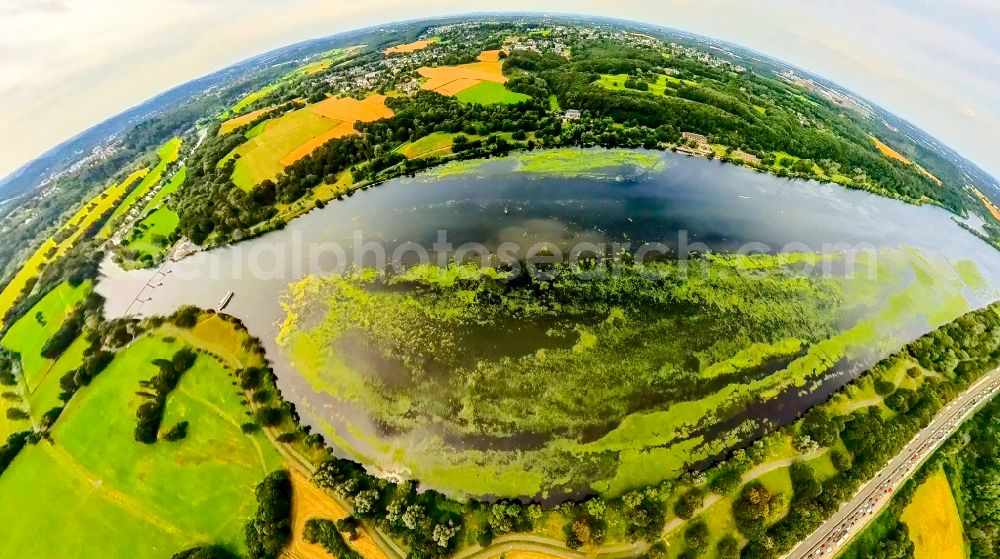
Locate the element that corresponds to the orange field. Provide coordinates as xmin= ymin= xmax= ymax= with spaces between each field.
xmin=285 ymin=469 xmax=389 ymax=559
xmin=418 ymin=50 xmax=509 ymax=97
xmin=917 ymin=165 xmax=943 ymax=186
xmin=384 ymin=39 xmax=434 ymax=55
xmin=279 ymin=121 xmax=357 ymax=166
xmin=219 ymin=107 xmax=270 ymax=135
xmin=309 ymin=94 xmax=394 ymax=122
xmin=973 ymin=188 xmax=1000 ymax=221
xmin=870 ymin=135 xmax=912 ymax=165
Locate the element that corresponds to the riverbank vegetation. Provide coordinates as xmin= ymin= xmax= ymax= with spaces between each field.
xmin=276 ymin=247 xmax=985 ymax=499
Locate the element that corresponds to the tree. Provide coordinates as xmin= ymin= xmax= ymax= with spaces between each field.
xmin=245 ymin=470 xmax=293 ymax=559
xmin=684 ymin=519 xmax=709 ymax=552
xmin=674 ymin=488 xmax=705 ymax=519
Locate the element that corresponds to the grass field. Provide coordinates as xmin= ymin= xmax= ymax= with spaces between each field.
xmin=224 ymin=95 xmax=392 ymax=190
xmin=0 ymin=168 xmax=145 ymax=327
xmin=418 ymin=50 xmax=508 ymax=97
xmin=140 ymin=166 xmax=186 ymax=216
xmin=124 ymin=207 xmax=180 ymax=261
xmin=596 ymin=73 xmax=697 ymax=96
xmin=901 ymin=470 xmax=965 ymax=559
xmin=1 ymin=280 xmax=90 ymax=389
xmin=219 ymin=107 xmax=271 ymax=135
xmin=99 ymin=138 xmax=182 ymax=238
xmin=455 ymin=81 xmax=530 ymax=105
xmin=0 ymin=333 xmax=282 ymax=558
xmin=383 ymin=37 xmax=440 ymax=55
xmin=231 ymin=83 xmax=280 ymax=114
xmin=397 ymin=132 xmax=463 ymax=159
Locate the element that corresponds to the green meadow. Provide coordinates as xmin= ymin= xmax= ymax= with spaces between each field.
xmin=0 ymin=334 xmax=281 ymax=558
xmin=125 ymin=207 xmax=180 ymax=262
xmin=456 ymin=81 xmax=531 ymax=105
xmin=1 ymin=280 xmax=90 ymax=389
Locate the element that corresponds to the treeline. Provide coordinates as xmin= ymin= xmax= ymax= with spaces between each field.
xmin=948 ymin=394 xmax=1000 ymax=557
xmin=0 ymin=431 xmax=30 ymax=477
xmin=303 ymin=519 xmax=362 ymax=559
xmin=134 ymin=348 xmax=197 ymax=443
xmin=530 ymin=39 xmax=969 ymax=214
xmin=245 ymin=469 xmax=293 ymax=559
xmin=170 ymin=545 xmax=241 ymax=559
xmin=313 ymin=457 xmax=464 ymax=559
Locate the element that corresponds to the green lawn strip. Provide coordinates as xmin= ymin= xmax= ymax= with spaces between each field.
xmin=396 ymin=132 xmax=468 ymax=159
xmin=0 ymin=444 xmax=185 ymax=557
xmin=549 ymin=94 xmax=561 ymax=112
xmin=139 ymin=166 xmax=186 ymax=216
xmin=455 ymin=81 xmax=530 ymax=105
xmin=99 ymin=138 xmax=182 ymax=237
xmin=232 ymin=83 xmax=280 ymax=114
xmin=1 ymin=280 xmax=90 ymax=389
xmin=125 ymin=207 xmax=180 ymax=260
xmin=0 ymin=334 xmax=283 ymax=557
xmin=26 ymin=335 xmax=88 ymax=419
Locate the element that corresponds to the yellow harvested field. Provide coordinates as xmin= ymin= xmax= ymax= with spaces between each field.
xmin=309 ymin=94 xmax=394 ymax=122
xmin=434 ymin=78 xmax=484 ymax=97
xmin=384 ymin=39 xmax=434 ymax=55
xmin=870 ymin=135 xmax=912 ymax=165
xmin=279 ymin=121 xmax=356 ymax=166
xmin=917 ymin=165 xmax=943 ymax=186
xmin=973 ymin=188 xmax=1000 ymax=221
xmin=418 ymin=52 xmax=508 ymax=97
xmin=0 ymin=169 xmax=145 ymax=325
xmin=219 ymin=107 xmax=271 ymax=135
xmin=226 ymin=94 xmax=394 ymax=189
xmin=901 ymin=471 xmax=965 ymax=559
xmin=285 ymin=469 xmax=389 ymax=559
xmin=477 ymin=49 xmax=505 ymax=63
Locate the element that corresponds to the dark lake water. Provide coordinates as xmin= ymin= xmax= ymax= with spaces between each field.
xmin=97 ymin=149 xmax=1000 ymax=496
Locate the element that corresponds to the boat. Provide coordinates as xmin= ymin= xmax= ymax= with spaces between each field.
xmin=218 ymin=290 xmax=234 ymax=311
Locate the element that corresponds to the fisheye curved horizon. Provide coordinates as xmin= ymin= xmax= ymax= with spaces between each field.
xmin=0 ymin=7 xmax=998 ymax=559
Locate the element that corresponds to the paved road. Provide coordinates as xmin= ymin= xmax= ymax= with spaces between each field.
xmin=784 ymin=367 xmax=1000 ymax=558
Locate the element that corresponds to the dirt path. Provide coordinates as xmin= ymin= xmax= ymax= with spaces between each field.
xmin=43 ymin=443 xmax=194 ymax=539
xmin=661 ymin=448 xmax=828 ymax=536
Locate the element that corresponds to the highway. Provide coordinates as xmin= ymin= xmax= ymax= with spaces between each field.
xmin=784 ymin=367 xmax=1000 ymax=558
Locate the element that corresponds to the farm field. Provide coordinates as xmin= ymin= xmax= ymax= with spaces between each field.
xmin=1 ymin=280 xmax=91 ymax=388
xmin=973 ymin=187 xmax=1000 ymax=220
xmin=418 ymin=50 xmax=508 ymax=97
xmin=456 ymin=81 xmax=530 ymax=105
xmin=0 ymin=332 xmax=282 ymax=558
xmin=219 ymin=107 xmax=271 ymax=135
xmin=231 ymin=83 xmax=280 ymax=114
xmin=224 ymin=95 xmax=393 ymax=190
xmin=99 ymin=137 xmax=182 ymax=238
xmin=901 ymin=470 xmax=965 ymax=559
xmin=870 ymin=135 xmax=912 ymax=165
xmin=383 ymin=37 xmax=439 ymax=54
xmin=596 ymin=73 xmax=697 ymax=96
xmin=0 ymin=168 xmax=146 ymax=326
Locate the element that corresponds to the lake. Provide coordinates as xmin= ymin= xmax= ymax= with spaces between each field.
xmin=97 ymin=149 xmax=1000 ymax=498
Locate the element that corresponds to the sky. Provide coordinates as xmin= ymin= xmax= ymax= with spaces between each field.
xmin=0 ymin=0 xmax=998 ymax=181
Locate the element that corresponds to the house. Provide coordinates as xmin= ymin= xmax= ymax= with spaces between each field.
xmin=564 ymin=109 xmax=581 ymax=120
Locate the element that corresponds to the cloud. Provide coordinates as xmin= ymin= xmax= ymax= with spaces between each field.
xmin=0 ymin=0 xmax=997 ymax=181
